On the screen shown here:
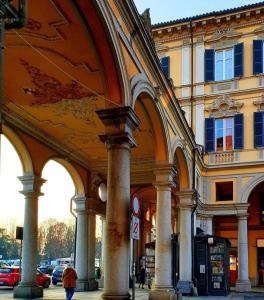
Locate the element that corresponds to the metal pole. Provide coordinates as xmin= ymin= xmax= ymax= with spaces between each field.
xmin=70 ymin=197 xmax=77 ymax=268
xmin=132 ymin=238 xmax=135 ymax=300
xmin=19 ymin=239 xmax=22 ymax=281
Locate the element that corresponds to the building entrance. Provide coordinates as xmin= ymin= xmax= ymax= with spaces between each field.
xmin=257 ymin=246 xmax=264 ymax=285
xmin=229 ymin=249 xmax=238 ymax=286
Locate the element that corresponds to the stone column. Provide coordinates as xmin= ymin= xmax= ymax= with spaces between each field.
xmin=87 ymin=210 xmax=98 ymax=290
xmin=150 ymin=166 xmax=176 ymax=300
xmin=99 ymin=216 xmax=106 ymax=288
xmin=74 ymin=195 xmax=89 ymax=291
xmin=177 ymin=191 xmax=194 ymax=294
xmin=236 ymin=214 xmax=251 ymax=292
xmin=14 ymin=173 xmax=45 ymax=299
xmin=96 ymin=107 xmax=140 ymax=300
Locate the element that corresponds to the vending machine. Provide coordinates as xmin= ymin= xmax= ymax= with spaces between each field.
xmin=194 ymin=235 xmax=230 ymax=296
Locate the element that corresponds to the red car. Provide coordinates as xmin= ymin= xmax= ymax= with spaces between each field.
xmin=0 ymin=267 xmax=50 ymax=288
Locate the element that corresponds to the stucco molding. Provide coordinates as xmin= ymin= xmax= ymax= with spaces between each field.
xmin=205 ymin=94 xmax=243 ymax=118
xmin=253 ymin=94 xmax=264 ymax=111
xmin=130 ymin=73 xmax=156 ymax=108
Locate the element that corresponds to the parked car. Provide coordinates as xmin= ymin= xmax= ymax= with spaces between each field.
xmin=0 ymin=267 xmax=51 ymax=288
xmin=52 ymin=265 xmax=65 ymax=285
xmin=38 ymin=265 xmax=54 ymax=276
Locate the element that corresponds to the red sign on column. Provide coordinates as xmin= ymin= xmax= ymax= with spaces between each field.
xmin=132 ymin=216 xmax=140 ymax=240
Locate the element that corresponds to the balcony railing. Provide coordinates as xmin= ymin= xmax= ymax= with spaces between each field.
xmin=209 ymin=152 xmax=234 ymax=164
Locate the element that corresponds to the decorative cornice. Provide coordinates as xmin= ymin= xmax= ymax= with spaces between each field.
xmin=205 ymin=94 xmax=243 ymax=118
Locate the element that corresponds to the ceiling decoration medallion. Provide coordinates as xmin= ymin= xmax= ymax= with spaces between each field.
xmin=205 ymin=94 xmax=243 ymax=118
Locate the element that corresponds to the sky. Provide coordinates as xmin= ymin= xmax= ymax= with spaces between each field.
xmin=0 ymin=135 xmax=75 ymax=230
xmin=134 ymin=0 xmax=264 ymax=24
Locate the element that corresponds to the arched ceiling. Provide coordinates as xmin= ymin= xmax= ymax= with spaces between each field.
xmin=2 ymin=0 xmax=159 ymax=183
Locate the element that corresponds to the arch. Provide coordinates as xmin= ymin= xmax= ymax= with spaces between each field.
xmin=131 ymin=74 xmax=172 ymax=163
xmin=131 ymin=73 xmax=156 ymax=109
xmin=241 ymin=174 xmax=264 ymax=203
xmin=41 ymin=157 xmax=85 ymax=196
xmin=172 ymin=140 xmax=191 ymax=190
xmin=75 ymin=0 xmax=130 ymax=106
xmin=2 ymin=124 xmax=33 ymax=173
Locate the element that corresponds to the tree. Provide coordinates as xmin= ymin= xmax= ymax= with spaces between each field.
xmin=38 ymin=219 xmax=75 ymax=261
xmin=0 ymin=228 xmax=20 ymax=259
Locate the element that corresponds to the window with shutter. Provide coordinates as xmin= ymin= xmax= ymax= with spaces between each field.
xmin=205 ymin=43 xmax=244 ymax=82
xmin=253 ymin=40 xmax=263 ymax=75
xmin=160 ymin=56 xmax=170 ymax=79
xmin=205 ymin=116 xmax=243 ymax=152
xmin=205 ymin=49 xmax=215 ymax=82
xmin=234 ymin=114 xmax=244 ymax=150
xmin=205 ymin=118 xmax=215 ymax=152
xmin=254 ymin=111 xmax=264 ymax=147
xmin=234 ymin=43 xmax=244 ymax=78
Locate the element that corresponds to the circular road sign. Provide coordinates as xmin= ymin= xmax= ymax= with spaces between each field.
xmin=132 ymin=194 xmax=140 ymax=216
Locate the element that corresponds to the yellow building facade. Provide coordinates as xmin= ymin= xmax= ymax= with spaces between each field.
xmin=153 ymin=2 xmax=264 ymax=288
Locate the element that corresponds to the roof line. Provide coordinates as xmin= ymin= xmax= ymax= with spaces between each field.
xmin=152 ymin=1 xmax=264 ymax=29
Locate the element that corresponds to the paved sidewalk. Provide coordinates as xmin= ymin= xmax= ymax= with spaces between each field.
xmin=1 ymin=286 xmax=264 ymax=299
xmin=0 ymin=286 xmax=149 ymax=300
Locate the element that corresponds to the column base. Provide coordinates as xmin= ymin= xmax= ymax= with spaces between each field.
xmin=176 ymin=281 xmax=193 ymax=295
xmin=101 ymin=293 xmax=130 ymax=299
xmin=235 ymin=280 xmax=251 ymax=292
xmin=88 ymin=278 xmax=98 ymax=291
xmin=98 ymin=277 xmax=104 ymax=288
xmin=13 ymin=282 xmax=43 ymax=299
xmin=76 ymin=279 xmax=90 ymax=291
xmin=149 ymin=288 xmax=181 ymax=300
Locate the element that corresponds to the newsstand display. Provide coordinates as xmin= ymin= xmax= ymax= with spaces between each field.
xmin=194 ymin=235 xmax=230 ymax=296
xmin=145 ymin=241 xmax=155 ymax=280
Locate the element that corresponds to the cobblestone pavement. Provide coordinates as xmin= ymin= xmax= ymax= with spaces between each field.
xmin=1 ymin=285 xmax=264 ymax=299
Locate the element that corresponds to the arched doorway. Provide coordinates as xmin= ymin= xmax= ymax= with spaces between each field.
xmin=248 ymin=181 xmax=264 ymax=286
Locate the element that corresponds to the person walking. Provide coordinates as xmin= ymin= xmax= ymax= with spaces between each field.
xmin=138 ymin=266 xmax=146 ymax=289
xmin=62 ymin=263 xmax=78 ymax=300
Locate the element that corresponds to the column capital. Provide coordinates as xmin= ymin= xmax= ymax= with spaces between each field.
xmin=99 ymin=132 xmax=137 ymax=149
xmin=198 ymin=213 xmax=214 ymax=220
xmin=153 ymin=164 xmax=177 ymax=190
xmin=100 ymin=215 xmax=106 ymax=222
xmin=176 ymin=190 xmax=195 ymax=208
xmin=74 ymin=195 xmax=88 ymax=214
xmin=96 ymin=106 xmax=140 ymax=148
xmin=18 ymin=173 xmax=46 ymax=197
xmin=237 ymin=213 xmax=249 ymax=220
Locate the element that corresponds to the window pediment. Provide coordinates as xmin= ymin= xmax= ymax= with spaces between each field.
xmin=209 ymin=28 xmax=241 ymax=41
xmin=205 ymin=95 xmax=243 ymax=118
xmin=253 ymin=94 xmax=264 ymax=111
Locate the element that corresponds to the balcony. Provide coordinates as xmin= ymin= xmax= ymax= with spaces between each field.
xmin=209 ymin=151 xmax=236 ymax=164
